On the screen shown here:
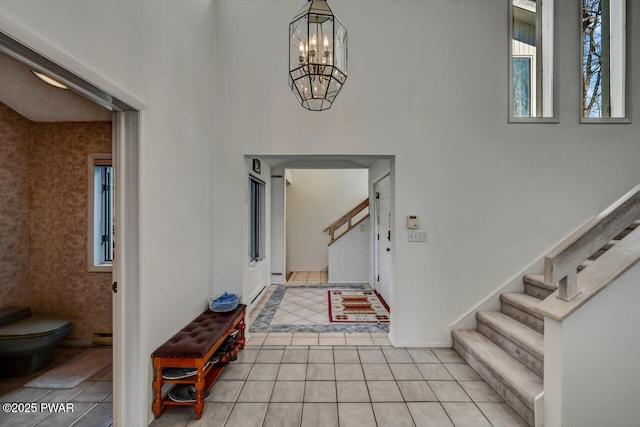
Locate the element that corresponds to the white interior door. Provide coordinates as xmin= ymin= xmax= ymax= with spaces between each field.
xmin=374 ymin=175 xmax=391 ymax=308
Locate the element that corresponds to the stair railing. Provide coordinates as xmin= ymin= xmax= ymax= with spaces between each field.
xmin=323 ymin=198 xmax=369 ymax=245
xmin=544 ymin=183 xmax=640 ymax=301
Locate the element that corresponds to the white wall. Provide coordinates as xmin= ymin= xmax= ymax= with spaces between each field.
xmin=213 ymin=0 xmax=640 ymax=348
xmin=286 ymin=169 xmax=369 ymax=272
xmin=544 ymin=261 xmax=640 ymax=427
xmin=0 ymin=2 xmax=217 ymax=425
xmin=3 ymin=0 xmax=640 ymax=423
xmin=329 ymin=217 xmax=371 ymax=283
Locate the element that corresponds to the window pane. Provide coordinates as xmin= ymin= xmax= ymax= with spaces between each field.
xmin=582 ymin=0 xmax=626 ymax=119
xmin=510 ymin=0 xmax=554 ymax=120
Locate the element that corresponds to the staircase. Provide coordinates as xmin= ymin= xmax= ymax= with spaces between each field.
xmin=452 ymin=219 xmax=640 ymax=426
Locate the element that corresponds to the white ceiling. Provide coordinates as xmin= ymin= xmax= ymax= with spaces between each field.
xmin=0 ymin=53 xmax=111 ymax=122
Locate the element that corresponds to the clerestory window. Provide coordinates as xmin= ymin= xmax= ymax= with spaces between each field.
xmin=509 ymin=0 xmax=557 ymax=122
xmin=582 ymin=0 xmax=628 ymax=121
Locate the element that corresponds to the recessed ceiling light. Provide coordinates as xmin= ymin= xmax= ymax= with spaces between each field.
xmin=32 ymin=70 xmax=68 ymax=90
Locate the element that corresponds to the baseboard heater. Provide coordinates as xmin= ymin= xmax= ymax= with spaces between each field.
xmin=92 ymin=330 xmax=113 ymax=346
xmin=250 ymin=284 xmax=268 ymax=305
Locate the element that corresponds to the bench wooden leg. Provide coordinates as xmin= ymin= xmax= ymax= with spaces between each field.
xmin=194 ymin=368 xmax=204 ymax=419
xmin=152 ymin=360 xmax=163 ymax=418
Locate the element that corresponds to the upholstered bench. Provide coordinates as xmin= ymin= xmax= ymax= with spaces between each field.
xmin=151 ymin=304 xmax=246 ymax=419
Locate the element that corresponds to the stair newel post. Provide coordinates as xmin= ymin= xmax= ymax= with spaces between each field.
xmin=557 ymin=271 xmax=579 ymax=301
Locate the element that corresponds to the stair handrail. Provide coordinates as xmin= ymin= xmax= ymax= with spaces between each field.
xmin=323 ymin=198 xmax=369 ymax=245
xmin=544 ymin=183 xmax=640 ymax=301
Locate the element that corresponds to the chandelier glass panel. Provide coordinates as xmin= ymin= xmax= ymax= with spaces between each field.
xmin=289 ymin=0 xmax=347 ymax=111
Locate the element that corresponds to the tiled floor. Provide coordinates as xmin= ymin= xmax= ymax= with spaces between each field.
xmin=1 ymin=275 xmax=528 ymax=426
xmin=0 ymin=347 xmax=113 ymax=427
xmin=149 ymin=343 xmax=528 ymax=426
xmin=286 ymin=271 xmax=329 ymax=286
xmin=249 ymin=273 xmax=387 ymax=334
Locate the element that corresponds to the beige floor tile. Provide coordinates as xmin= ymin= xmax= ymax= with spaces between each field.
xmin=276 ymin=364 xmax=307 ymax=381
xmin=383 ymin=348 xmax=413 ymax=363
xmin=397 ymin=380 xmax=438 ymax=402
xmin=301 ymin=403 xmax=338 ymax=427
xmin=358 ymin=349 xmax=386 ymax=363
xmin=282 ymin=348 xmax=309 ymax=364
xmin=336 ymin=381 xmax=370 ymax=403
xmin=338 ymin=403 xmax=377 ymax=427
xmin=263 ymin=402 xmax=303 ymax=427
xmin=333 ymin=349 xmax=360 ymax=364
xmin=207 ymin=380 xmax=244 ymax=402
xmin=367 ymin=380 xmax=404 ymax=402
xmin=291 ymin=337 xmax=319 ymax=346
xmin=406 ymin=402 xmax=454 ymax=427
xmin=303 ymin=381 xmax=337 ymax=402
xmin=428 ymin=381 xmax=472 ymax=402
xmin=186 ymin=402 xmax=233 ymax=427
xmin=362 ymin=363 xmax=394 ymax=381
xmin=247 ymin=363 xmax=280 ymax=381
xmin=372 ymin=402 xmax=415 ymax=427
xmin=390 ymin=363 xmax=424 ymax=380
xmin=237 ymin=380 xmax=274 ymax=402
xmin=306 ymin=364 xmax=335 ymax=380
xmin=255 ymin=349 xmax=284 ymax=364
xmin=441 ymin=402 xmax=492 ymax=426
xmin=308 ymin=349 xmax=334 ymax=363
xmin=271 ymin=381 xmax=306 ymax=402
xmin=408 ymin=348 xmax=440 ymax=363
xmin=417 ymin=364 xmax=454 ymax=380
xmin=476 ymin=402 xmax=528 ymax=426
xmin=347 ymin=338 xmax=374 ymax=346
xmin=224 ymin=402 xmax=268 ymax=427
xmin=432 ymin=348 xmax=465 ymax=363
xmin=319 ymin=337 xmax=346 ymax=346
xmin=264 ymin=337 xmax=293 ymax=346
xmin=458 ymin=381 xmax=504 ymax=402
xmin=335 ymin=364 xmax=365 ymax=381
xmin=444 ymin=363 xmax=483 ymax=381
xmin=372 ymin=337 xmax=392 ymax=346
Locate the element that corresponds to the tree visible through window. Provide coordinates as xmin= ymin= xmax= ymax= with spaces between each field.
xmin=582 ymin=0 xmax=626 ymax=119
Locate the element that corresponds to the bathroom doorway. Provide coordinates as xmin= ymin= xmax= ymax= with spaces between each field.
xmin=0 ymin=31 xmax=140 ymax=425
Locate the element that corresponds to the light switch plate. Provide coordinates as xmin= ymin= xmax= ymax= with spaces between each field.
xmin=408 ymin=231 xmax=427 ymax=242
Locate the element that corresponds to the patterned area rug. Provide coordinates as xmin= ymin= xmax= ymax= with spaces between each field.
xmin=328 ymin=290 xmax=390 ymax=323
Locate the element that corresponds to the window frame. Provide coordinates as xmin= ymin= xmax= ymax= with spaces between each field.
xmin=249 ymin=175 xmax=266 ymax=265
xmin=509 ymin=0 xmax=558 ymax=123
xmin=580 ymin=0 xmax=631 ymax=123
xmin=87 ymin=153 xmax=113 ymax=272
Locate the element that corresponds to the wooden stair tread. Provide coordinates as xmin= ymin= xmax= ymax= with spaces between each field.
xmin=477 ymin=310 xmax=544 ymax=362
xmin=500 ymin=292 xmax=544 ymax=319
xmin=452 ymin=329 xmax=542 ymax=408
xmin=522 ymin=274 xmax=556 ymax=292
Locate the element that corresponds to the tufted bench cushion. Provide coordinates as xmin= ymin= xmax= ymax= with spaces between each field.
xmin=152 ymin=305 xmax=246 ymax=359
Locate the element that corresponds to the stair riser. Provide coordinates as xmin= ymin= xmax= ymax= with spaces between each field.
xmin=501 ymin=302 xmax=544 ymax=334
xmin=524 ymin=283 xmax=553 ymax=299
xmin=453 ymin=338 xmax=534 ymax=427
xmin=477 ymin=321 xmax=543 ymax=377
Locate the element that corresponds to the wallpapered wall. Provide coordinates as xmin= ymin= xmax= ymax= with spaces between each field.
xmin=0 ymin=102 xmax=112 ymax=342
xmin=0 ymin=103 xmax=31 ymax=307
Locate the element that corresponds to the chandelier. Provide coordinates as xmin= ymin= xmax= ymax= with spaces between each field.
xmin=289 ymin=0 xmax=347 ymax=111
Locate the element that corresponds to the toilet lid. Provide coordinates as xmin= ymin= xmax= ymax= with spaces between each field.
xmin=0 ymin=315 xmax=71 ymax=340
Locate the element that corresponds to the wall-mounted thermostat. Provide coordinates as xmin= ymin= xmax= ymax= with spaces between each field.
xmin=407 ymin=215 xmax=419 ymax=229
